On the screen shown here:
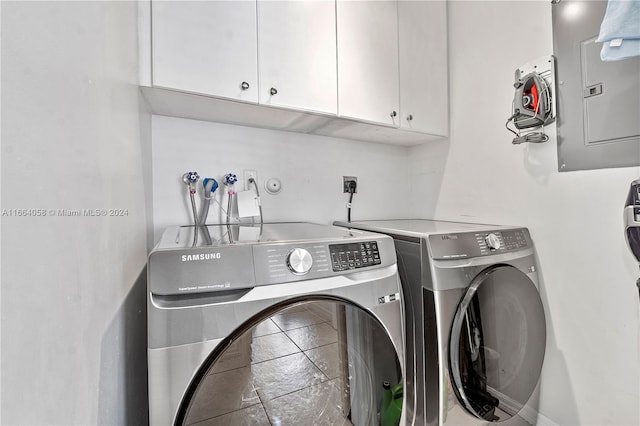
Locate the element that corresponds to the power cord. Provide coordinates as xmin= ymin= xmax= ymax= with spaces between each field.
xmin=505 ymin=111 xmax=520 ymax=137
xmin=248 ymin=177 xmax=264 ymax=225
xmin=512 ymin=132 xmax=549 ymax=144
xmin=346 ymin=180 xmax=357 ymax=222
xmin=506 ymin=109 xmax=549 ymax=145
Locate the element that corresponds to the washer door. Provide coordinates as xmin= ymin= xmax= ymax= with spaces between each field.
xmin=175 ymin=297 xmax=403 ymax=426
xmin=449 ymin=265 xmax=546 ymax=422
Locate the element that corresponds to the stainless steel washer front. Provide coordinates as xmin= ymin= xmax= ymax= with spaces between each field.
xmin=147 ymin=223 xmax=406 ymax=425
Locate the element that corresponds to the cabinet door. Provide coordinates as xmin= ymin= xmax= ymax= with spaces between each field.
xmin=258 ymin=1 xmax=337 ymax=114
xmin=337 ymin=0 xmax=400 ymax=126
xmin=398 ymin=1 xmax=448 ymax=135
xmin=152 ymin=1 xmax=258 ymax=103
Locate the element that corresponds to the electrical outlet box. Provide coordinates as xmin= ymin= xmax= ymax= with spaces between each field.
xmin=244 ymin=169 xmax=258 ymax=191
xmin=343 ymin=176 xmax=357 ymax=193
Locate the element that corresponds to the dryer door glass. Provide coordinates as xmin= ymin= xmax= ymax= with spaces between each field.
xmin=175 ymin=298 xmax=403 ymax=426
xmin=449 ymin=265 xmax=546 ymax=422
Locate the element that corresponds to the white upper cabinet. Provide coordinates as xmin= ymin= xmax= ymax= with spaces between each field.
xmin=398 ymin=1 xmax=448 ymax=136
xmin=151 ymin=1 xmax=258 ymax=103
xmin=142 ymin=0 xmax=449 ymax=145
xmin=257 ymin=1 xmax=337 ymax=114
xmin=336 ymin=0 xmax=400 ymax=126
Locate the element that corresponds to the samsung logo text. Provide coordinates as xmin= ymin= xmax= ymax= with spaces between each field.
xmin=181 ymin=253 xmax=222 ymax=262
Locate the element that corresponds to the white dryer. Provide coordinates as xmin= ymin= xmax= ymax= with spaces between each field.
xmin=147 ymin=222 xmax=406 ymax=425
xmin=335 ymin=219 xmax=547 ymax=426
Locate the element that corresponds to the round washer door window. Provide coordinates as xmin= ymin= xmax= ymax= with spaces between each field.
xmin=449 ymin=265 xmax=546 ymax=422
xmin=175 ymin=298 xmax=403 ymax=426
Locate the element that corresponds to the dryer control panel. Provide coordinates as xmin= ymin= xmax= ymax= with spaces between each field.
xmin=429 ymin=228 xmax=531 ymax=260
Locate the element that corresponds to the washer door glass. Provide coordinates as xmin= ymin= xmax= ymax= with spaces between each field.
xmin=176 ymin=298 xmax=403 ymax=426
xmin=449 ymin=265 xmax=546 ymax=422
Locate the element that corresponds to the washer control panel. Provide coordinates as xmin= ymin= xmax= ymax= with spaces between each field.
xmin=151 ymin=224 xmax=397 ymax=295
xmin=259 ymin=244 xmax=331 ymax=282
xmin=476 ymin=230 xmax=528 ymax=255
xmin=252 ymin=238 xmax=392 ymax=285
xmin=329 ymin=241 xmax=381 ymax=271
xmin=429 ymin=228 xmax=530 ymax=260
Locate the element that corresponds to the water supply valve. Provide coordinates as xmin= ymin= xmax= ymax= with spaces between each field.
xmin=182 ymin=171 xmax=200 ymax=194
xmin=224 ymin=173 xmax=238 ymax=186
xmin=183 ymin=171 xmax=200 ymax=185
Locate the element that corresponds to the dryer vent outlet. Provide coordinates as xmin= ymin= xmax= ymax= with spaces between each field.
xmin=343 ymin=176 xmax=357 ymax=193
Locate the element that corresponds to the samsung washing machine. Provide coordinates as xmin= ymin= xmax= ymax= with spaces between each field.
xmin=147 ymin=222 xmax=407 ymax=425
xmin=334 ymin=220 xmax=547 ymax=426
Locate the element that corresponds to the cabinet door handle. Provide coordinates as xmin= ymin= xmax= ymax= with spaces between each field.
xmin=270 ymin=87 xmax=278 ymax=96
xmin=407 ymin=114 xmax=413 ymax=121
xmin=390 ymin=110 xmax=397 ymax=118
xmin=240 ymin=81 xmax=250 ymax=90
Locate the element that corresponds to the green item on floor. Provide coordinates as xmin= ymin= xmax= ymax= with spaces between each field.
xmin=381 ymin=381 xmax=403 ymax=426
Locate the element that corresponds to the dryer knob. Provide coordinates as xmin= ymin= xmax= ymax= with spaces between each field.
xmin=287 ymin=248 xmax=313 ymax=275
xmin=485 ymin=233 xmax=501 ymax=250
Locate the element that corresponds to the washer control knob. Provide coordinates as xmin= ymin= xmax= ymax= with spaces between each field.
xmin=287 ymin=248 xmax=313 ymax=275
xmin=485 ymin=233 xmax=501 ymax=250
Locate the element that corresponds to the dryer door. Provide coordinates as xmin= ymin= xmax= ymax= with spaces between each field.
xmin=449 ymin=265 xmax=546 ymax=422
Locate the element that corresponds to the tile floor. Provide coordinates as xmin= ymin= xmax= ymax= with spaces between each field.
xmin=185 ymin=302 xmax=353 ymax=426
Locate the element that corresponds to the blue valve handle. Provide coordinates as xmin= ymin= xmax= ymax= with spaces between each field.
xmin=183 ymin=171 xmax=200 ymax=185
xmin=224 ymin=173 xmax=238 ymax=185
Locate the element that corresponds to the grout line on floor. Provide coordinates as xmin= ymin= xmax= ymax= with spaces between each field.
xmin=259 ymin=374 xmax=339 ymax=405
xmin=186 ymin=400 xmax=263 ymax=426
xmin=255 ymin=383 xmax=274 ymax=426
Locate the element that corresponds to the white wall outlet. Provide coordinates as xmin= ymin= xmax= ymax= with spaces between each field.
xmin=243 ymin=169 xmax=258 ymax=191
